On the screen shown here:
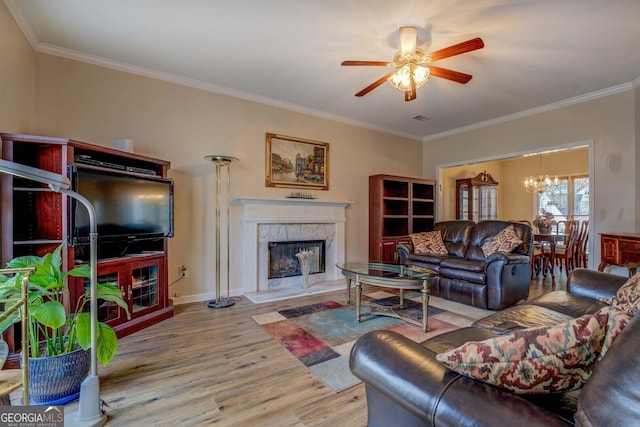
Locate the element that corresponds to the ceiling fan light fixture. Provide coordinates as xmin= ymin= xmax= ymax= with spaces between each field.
xmin=387 ymin=63 xmax=430 ymax=91
xmin=399 ymin=26 xmax=418 ymax=55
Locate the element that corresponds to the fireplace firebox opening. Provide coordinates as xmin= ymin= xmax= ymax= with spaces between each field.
xmin=268 ymin=240 xmax=326 ymax=279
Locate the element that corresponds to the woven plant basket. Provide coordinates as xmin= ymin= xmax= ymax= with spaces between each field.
xmin=24 ymin=347 xmax=90 ymax=405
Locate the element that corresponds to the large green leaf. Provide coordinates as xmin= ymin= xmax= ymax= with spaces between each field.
xmin=96 ymin=323 xmax=118 ymax=366
xmin=94 ymin=284 xmax=130 ymax=317
xmin=6 ymin=255 xmax=40 ymax=269
xmin=76 ymin=313 xmax=91 ymax=349
xmin=31 ymin=301 xmax=66 ymax=329
xmin=65 ymin=264 xmax=90 ymax=278
xmin=76 ymin=313 xmax=119 ymax=366
xmin=0 ymin=308 xmax=20 ymax=334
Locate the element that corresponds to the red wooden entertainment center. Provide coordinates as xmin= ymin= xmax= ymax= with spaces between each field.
xmin=1 ymin=133 xmax=174 ymax=367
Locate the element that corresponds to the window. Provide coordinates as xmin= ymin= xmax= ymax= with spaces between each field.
xmin=536 ymin=175 xmax=589 ymax=222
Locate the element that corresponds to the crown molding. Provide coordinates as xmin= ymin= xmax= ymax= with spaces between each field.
xmin=423 ymin=82 xmax=635 ymax=142
xmin=7 ymin=0 xmax=636 ymax=144
xmin=32 ymin=45 xmax=423 ymax=142
xmin=4 ymin=0 xmax=39 ymax=47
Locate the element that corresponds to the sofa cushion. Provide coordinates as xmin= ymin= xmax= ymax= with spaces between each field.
xmin=528 ymin=290 xmax=607 ymax=318
xmin=410 ymin=230 xmax=448 ymax=255
xmin=481 ymin=225 xmax=523 ymax=257
xmin=473 ymin=304 xmax=574 ymax=334
xmin=435 ymin=220 xmax=475 ymax=258
xmin=407 ymin=252 xmax=451 ymax=267
xmin=440 ymin=257 xmax=485 ymax=272
xmin=436 ymin=306 xmax=630 ymax=394
xmin=466 ymin=221 xmax=532 ymax=262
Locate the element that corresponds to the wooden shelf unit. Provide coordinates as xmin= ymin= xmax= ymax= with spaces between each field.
xmin=1 ymin=133 xmax=174 ymax=366
xmin=369 ymin=174 xmax=436 ymax=263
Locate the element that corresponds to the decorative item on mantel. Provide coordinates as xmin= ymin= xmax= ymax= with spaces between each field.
xmin=286 ymin=192 xmax=316 ymax=199
xmin=296 ymin=249 xmax=315 ymax=288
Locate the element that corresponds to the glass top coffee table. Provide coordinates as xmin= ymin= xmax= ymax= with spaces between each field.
xmin=336 ymin=262 xmax=438 ymax=332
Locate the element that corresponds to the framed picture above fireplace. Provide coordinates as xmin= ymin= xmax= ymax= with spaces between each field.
xmin=265 ymin=133 xmax=329 ymax=190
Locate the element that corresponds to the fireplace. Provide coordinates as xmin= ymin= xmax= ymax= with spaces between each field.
xmin=268 ymin=240 xmax=326 ymax=279
xmin=234 ymin=197 xmax=350 ymax=294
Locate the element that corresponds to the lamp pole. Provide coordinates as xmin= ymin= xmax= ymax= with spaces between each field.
xmin=204 ymin=155 xmax=238 ymax=309
xmin=0 ymin=160 xmax=106 ymax=426
xmin=62 ymin=189 xmax=106 ymax=427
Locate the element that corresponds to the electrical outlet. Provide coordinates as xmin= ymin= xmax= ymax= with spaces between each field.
xmin=179 ymin=265 xmax=188 ymax=278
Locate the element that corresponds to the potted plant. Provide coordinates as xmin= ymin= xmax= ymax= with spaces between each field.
xmin=0 ymin=244 xmax=130 ymax=404
xmin=533 ymin=211 xmax=555 ymax=234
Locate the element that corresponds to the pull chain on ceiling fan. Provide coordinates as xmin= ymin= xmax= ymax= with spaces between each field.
xmin=341 ymin=26 xmax=484 ymax=101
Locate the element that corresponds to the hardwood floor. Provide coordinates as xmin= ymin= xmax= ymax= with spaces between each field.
xmin=62 ymin=272 xmax=566 ymax=426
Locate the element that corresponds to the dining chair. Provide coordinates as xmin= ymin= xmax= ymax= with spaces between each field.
xmin=576 ymin=220 xmax=589 ymax=268
xmin=554 ymin=221 xmax=580 ymax=274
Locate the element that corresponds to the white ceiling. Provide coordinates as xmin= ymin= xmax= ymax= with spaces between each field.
xmin=6 ymin=0 xmax=640 ymax=141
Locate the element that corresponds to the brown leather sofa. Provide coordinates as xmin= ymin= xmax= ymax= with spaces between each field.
xmin=397 ymin=220 xmax=533 ymax=310
xmin=350 ymin=268 xmax=639 ymax=426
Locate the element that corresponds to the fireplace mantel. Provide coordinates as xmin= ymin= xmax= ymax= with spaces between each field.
xmin=234 ymin=197 xmax=351 ymax=293
xmin=234 ymin=197 xmax=350 ymax=220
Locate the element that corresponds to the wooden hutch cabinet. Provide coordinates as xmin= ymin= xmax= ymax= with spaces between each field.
xmin=1 ymin=133 xmax=174 ymax=365
xmin=456 ymin=171 xmax=498 ymax=221
xmin=369 ymin=174 xmax=436 ymax=263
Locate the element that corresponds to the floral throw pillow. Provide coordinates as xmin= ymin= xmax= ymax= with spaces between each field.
xmin=481 ymin=224 xmax=523 ymax=257
xmin=608 ymin=273 xmax=640 ymax=316
xmin=410 ymin=231 xmax=448 ymax=255
xmin=435 ymin=306 xmax=630 ymax=394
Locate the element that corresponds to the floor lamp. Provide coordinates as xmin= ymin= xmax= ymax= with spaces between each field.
xmin=204 ymin=155 xmax=238 ymax=309
xmin=0 ymin=159 xmax=106 ymax=426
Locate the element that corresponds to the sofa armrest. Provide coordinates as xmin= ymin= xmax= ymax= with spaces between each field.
xmin=350 ymin=330 xmax=570 ymax=426
xmin=396 ymin=242 xmax=413 ymax=265
xmin=567 ymin=268 xmax=627 ymax=300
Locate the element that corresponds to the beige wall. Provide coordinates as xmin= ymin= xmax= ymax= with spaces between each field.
xmin=424 ymin=92 xmax=637 ymax=271
xmin=30 ymin=53 xmax=422 ymax=302
xmin=0 ymin=2 xmax=33 ymax=132
xmin=440 ymin=149 xmax=589 ymax=222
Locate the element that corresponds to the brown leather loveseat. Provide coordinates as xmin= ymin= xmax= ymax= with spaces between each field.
xmin=397 ymin=220 xmax=533 ymax=310
xmin=350 ymin=268 xmax=639 ymax=426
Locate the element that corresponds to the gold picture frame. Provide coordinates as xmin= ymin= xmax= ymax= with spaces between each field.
xmin=265 ymin=133 xmax=329 ymax=190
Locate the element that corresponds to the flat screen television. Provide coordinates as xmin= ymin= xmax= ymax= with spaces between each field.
xmin=70 ymin=165 xmax=174 ymax=245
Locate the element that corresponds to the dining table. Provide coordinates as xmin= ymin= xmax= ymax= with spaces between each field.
xmin=534 ymin=233 xmax=569 ymax=282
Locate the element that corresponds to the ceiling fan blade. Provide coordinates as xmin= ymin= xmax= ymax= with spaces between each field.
xmin=399 ymin=26 xmax=417 ymax=55
xmin=426 ymin=38 xmax=484 ymax=62
xmin=429 ymin=65 xmax=473 ymax=84
xmin=341 ymin=60 xmax=390 ymax=66
xmin=355 ymin=72 xmax=396 ymax=97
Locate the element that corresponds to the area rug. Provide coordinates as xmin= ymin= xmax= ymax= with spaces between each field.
xmin=252 ymin=289 xmax=489 ymax=392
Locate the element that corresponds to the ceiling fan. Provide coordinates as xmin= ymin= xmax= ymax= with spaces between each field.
xmin=341 ymin=27 xmax=484 ymax=101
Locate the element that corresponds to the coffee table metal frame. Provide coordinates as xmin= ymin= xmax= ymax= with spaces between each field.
xmin=337 ymin=262 xmax=436 ymax=332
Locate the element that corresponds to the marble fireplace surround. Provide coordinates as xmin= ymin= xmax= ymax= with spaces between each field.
xmin=234 ymin=197 xmax=350 ymax=294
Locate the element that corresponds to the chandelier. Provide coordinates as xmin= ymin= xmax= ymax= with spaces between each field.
xmin=524 ymin=153 xmax=558 ymax=193
xmin=524 ymin=175 xmax=558 ymax=193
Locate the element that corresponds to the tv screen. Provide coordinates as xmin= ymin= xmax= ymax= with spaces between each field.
xmin=71 ymin=167 xmax=174 ymax=244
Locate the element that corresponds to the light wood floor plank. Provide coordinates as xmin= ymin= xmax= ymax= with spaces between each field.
xmin=58 ymin=275 xmax=562 ymax=426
